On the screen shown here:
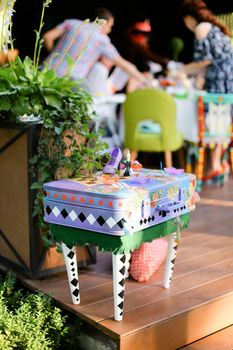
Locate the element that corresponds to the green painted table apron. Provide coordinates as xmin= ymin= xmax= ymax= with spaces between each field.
xmin=50 ymin=213 xmax=190 ymax=321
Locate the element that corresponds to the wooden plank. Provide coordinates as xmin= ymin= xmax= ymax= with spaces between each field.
xmin=190 ymin=207 xmax=233 ymax=233
xmin=200 ymin=184 xmax=233 ymax=201
xmin=178 ymin=230 xmax=222 ymax=244
xmin=149 ymin=244 xmax=233 ymax=284
xmin=189 ymin=210 xmax=233 ymax=233
xmin=76 ymin=258 xmax=233 ymax=325
xmin=179 ymin=325 xmax=233 ymax=349
xmin=200 ymin=198 xmax=233 ymax=207
xmin=99 ymin=275 xmax=233 ymax=337
xmin=23 ymin=272 xmax=113 ymax=294
xmin=120 ymin=294 xmax=233 ymax=350
xmin=175 ymin=235 xmax=233 ymax=262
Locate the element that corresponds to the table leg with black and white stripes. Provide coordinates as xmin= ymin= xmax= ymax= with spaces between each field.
xmin=112 ymin=253 xmax=128 ymax=321
xmin=62 ymin=243 xmax=80 ymax=304
xmin=163 ymin=233 xmax=178 ymax=289
xmin=62 ymin=243 xmax=130 ymax=320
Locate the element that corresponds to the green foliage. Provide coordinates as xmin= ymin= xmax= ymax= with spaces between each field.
xmin=0 ymin=55 xmax=108 ymax=244
xmin=0 ymin=271 xmax=74 ymax=349
xmin=0 ymin=0 xmax=109 ymax=245
xmin=0 ymin=55 xmax=92 ymax=121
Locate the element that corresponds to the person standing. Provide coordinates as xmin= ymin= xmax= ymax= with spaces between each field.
xmin=177 ymin=0 xmax=233 ymax=180
xmin=178 ymin=0 xmax=233 ymax=93
xmin=43 ymin=8 xmax=149 ymax=86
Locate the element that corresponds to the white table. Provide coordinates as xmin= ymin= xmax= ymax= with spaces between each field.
xmin=174 ymin=93 xmax=199 ymax=142
xmin=92 ymin=94 xmax=126 ymax=147
xmin=167 ymin=88 xmax=207 ymax=143
xmin=92 ymin=94 xmax=126 ymax=106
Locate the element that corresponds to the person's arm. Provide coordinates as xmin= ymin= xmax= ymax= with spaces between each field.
xmin=43 ymin=26 xmax=63 ymax=52
xmin=134 ymin=43 xmax=169 ymax=69
xmin=182 ymin=23 xmax=212 ymax=75
xmin=182 ymin=59 xmax=211 ymax=75
xmin=111 ymin=56 xmax=150 ymax=85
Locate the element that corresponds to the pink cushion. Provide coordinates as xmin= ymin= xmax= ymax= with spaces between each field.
xmin=129 ymin=238 xmax=168 ymax=282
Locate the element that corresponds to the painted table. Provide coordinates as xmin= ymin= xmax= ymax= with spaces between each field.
xmin=44 ymin=169 xmax=196 ymax=320
xmin=49 ymin=213 xmax=190 ymax=321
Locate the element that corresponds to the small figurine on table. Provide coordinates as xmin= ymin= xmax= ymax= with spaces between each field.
xmin=124 ymin=150 xmax=134 ymax=176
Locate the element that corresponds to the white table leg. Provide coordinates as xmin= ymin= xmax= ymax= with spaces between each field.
xmin=124 ymin=253 xmax=131 ymax=278
xmin=62 ymin=243 xmax=80 ymax=304
xmin=163 ymin=233 xmax=178 ymax=289
xmin=112 ymin=253 xmax=127 ymax=321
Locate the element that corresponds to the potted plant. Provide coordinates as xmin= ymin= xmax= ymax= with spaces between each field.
xmin=0 ymin=0 xmax=108 ymax=277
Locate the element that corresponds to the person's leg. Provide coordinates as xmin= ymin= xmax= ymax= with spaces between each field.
xmin=203 ymin=144 xmax=227 ymax=181
xmin=210 ymin=144 xmax=223 ymax=172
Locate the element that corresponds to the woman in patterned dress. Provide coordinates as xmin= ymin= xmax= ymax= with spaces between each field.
xmin=179 ymin=0 xmax=233 ymax=93
xmin=178 ymin=0 xmax=233 ymax=179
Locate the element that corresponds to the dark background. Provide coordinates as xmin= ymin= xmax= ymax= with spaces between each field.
xmin=12 ymin=0 xmax=233 ymax=62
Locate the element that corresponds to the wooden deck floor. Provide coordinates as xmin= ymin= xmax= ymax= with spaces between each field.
xmin=22 ymin=178 xmax=233 ymax=350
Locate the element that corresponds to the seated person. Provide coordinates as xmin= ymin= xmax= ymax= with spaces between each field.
xmin=83 ymin=56 xmax=113 ymax=96
xmin=84 ymin=56 xmax=131 ymax=96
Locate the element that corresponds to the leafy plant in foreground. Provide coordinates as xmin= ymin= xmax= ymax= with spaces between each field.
xmin=0 ymin=271 xmax=72 ymax=349
xmin=0 ymin=0 xmax=108 ymax=244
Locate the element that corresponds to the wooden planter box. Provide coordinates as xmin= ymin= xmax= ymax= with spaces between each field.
xmin=0 ymin=123 xmax=96 ymax=278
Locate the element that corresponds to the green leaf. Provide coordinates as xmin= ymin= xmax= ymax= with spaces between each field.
xmin=40 ymin=69 xmax=56 ymax=83
xmin=43 ymin=94 xmax=62 ymax=109
xmin=23 ymin=57 xmax=34 ymax=80
xmin=0 ymin=96 xmax=11 ymax=111
xmin=11 ymin=97 xmax=31 ymax=116
xmin=18 ymin=75 xmax=28 ymax=82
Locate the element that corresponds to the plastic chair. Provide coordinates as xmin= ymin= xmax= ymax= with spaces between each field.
xmin=123 ymin=88 xmax=184 ymax=167
xmin=186 ymin=93 xmax=233 ymax=192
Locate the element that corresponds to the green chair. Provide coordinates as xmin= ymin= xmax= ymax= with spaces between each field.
xmin=217 ymin=13 xmax=233 ymax=45
xmin=123 ymin=88 xmax=184 ymax=167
